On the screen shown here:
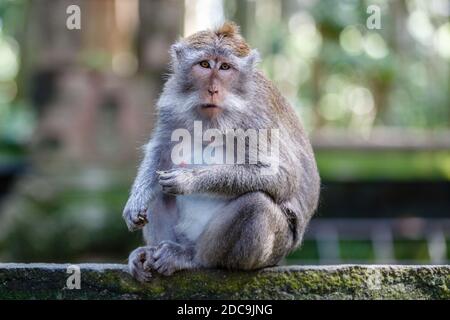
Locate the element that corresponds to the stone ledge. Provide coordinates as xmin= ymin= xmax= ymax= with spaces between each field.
xmin=0 ymin=263 xmax=449 ymax=299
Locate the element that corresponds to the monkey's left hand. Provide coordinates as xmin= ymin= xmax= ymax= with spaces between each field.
xmin=157 ymin=168 xmax=198 ymax=195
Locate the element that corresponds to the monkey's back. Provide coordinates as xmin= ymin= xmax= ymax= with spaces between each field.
xmin=253 ymin=71 xmax=321 ymax=240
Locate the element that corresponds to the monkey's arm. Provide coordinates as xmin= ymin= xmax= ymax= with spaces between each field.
xmin=158 ymin=161 xmax=298 ymax=204
xmin=199 ymin=163 xmax=296 ymax=203
xmin=123 ymin=138 xmax=162 ymax=231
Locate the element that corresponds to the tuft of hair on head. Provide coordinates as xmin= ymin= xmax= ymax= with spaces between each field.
xmin=179 ymin=21 xmax=252 ymax=60
xmin=213 ymin=21 xmax=251 ymax=57
xmin=214 ymin=21 xmax=240 ymax=38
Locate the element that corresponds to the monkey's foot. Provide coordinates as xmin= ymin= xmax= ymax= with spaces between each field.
xmin=128 ymin=246 xmax=156 ymax=282
xmin=151 ymin=241 xmax=195 ymax=276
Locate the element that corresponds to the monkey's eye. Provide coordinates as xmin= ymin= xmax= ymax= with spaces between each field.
xmin=199 ymin=60 xmax=210 ymax=68
xmin=220 ymin=63 xmax=230 ymax=70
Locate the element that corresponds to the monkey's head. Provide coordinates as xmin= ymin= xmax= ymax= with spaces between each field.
xmin=161 ymin=22 xmax=260 ymax=121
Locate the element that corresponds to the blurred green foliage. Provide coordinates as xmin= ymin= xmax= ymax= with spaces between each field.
xmin=286 ymin=238 xmax=444 ymax=264
xmin=0 ymin=0 xmax=33 ymax=165
xmin=394 ymin=239 xmax=430 ymax=263
xmin=0 ymin=102 xmax=34 ymax=164
xmin=316 ymin=150 xmax=450 ymax=181
xmin=339 ymin=239 xmax=375 ymax=261
xmin=0 ymin=179 xmax=141 ymax=262
xmin=229 ymin=0 xmax=450 ymax=131
xmin=287 ymin=240 xmax=320 ymax=261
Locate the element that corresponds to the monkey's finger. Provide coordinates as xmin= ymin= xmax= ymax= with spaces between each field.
xmin=127 ymin=213 xmax=148 ymax=231
xmin=159 ymin=178 xmax=177 ymax=186
xmin=152 ymin=257 xmax=164 ymax=271
xmin=138 ymin=251 xmax=147 ymax=263
xmin=157 ymin=169 xmax=180 ymax=176
xmin=158 ymin=174 xmax=176 ymax=180
xmin=125 ymin=213 xmax=144 ymax=231
xmin=143 ymin=258 xmax=156 ymax=271
xmin=161 ymin=186 xmax=181 ymax=195
xmin=134 ymin=268 xmax=152 ymax=282
xmin=137 ymin=215 xmax=145 ymax=222
xmin=160 ymin=183 xmax=177 ymax=191
xmin=137 ymin=211 xmax=148 ymax=223
xmin=132 ymin=215 xmax=146 ymax=225
xmin=152 ymin=249 xmax=163 ymax=260
xmin=154 ymin=262 xmax=174 ymax=276
xmin=142 ymin=249 xmax=156 ymax=270
xmin=159 ymin=170 xmax=183 ymax=180
xmin=129 ymin=255 xmax=152 ymax=282
xmin=138 ymin=216 xmax=148 ymax=224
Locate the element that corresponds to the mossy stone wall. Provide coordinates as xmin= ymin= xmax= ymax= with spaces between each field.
xmin=0 ymin=263 xmax=449 ymax=299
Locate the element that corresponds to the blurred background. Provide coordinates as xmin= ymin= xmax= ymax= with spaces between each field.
xmin=0 ymin=0 xmax=449 ymax=265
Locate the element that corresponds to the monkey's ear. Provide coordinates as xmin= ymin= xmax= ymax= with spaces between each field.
xmin=169 ymin=41 xmax=186 ymax=68
xmin=244 ymin=49 xmax=261 ymax=70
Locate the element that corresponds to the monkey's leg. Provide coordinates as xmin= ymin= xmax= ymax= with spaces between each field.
xmin=129 ymin=195 xmax=181 ymax=281
xmin=131 ymin=192 xmax=294 ymax=279
xmin=195 ymin=191 xmax=293 ymax=270
xmin=142 ymin=194 xmax=179 ymax=246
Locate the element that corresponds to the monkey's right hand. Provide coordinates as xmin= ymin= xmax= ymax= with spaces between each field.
xmin=122 ymin=200 xmax=149 ymax=231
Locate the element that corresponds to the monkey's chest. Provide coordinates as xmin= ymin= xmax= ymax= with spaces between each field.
xmin=175 ymin=195 xmax=228 ymax=242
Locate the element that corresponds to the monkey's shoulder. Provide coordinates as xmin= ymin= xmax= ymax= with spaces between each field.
xmin=254 ymin=71 xmax=304 ymax=133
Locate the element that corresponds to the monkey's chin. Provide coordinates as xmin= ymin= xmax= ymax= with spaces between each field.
xmin=198 ymin=104 xmax=223 ymax=119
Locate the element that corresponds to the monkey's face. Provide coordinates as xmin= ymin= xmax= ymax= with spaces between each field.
xmin=190 ymin=57 xmax=239 ymax=118
xmin=162 ymin=23 xmax=261 ymax=121
xmin=168 ymin=49 xmax=260 ymax=120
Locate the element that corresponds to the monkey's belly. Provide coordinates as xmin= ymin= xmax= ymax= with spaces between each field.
xmin=175 ymin=195 xmax=229 ymax=242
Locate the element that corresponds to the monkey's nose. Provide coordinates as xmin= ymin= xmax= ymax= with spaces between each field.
xmin=208 ymin=87 xmax=219 ymax=96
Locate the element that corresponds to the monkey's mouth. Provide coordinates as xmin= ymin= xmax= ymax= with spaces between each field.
xmin=198 ymin=103 xmax=222 ymax=118
xmin=200 ymin=103 xmax=220 ymax=109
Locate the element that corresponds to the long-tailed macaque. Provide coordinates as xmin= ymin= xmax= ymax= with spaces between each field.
xmin=123 ymin=22 xmax=320 ymax=281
